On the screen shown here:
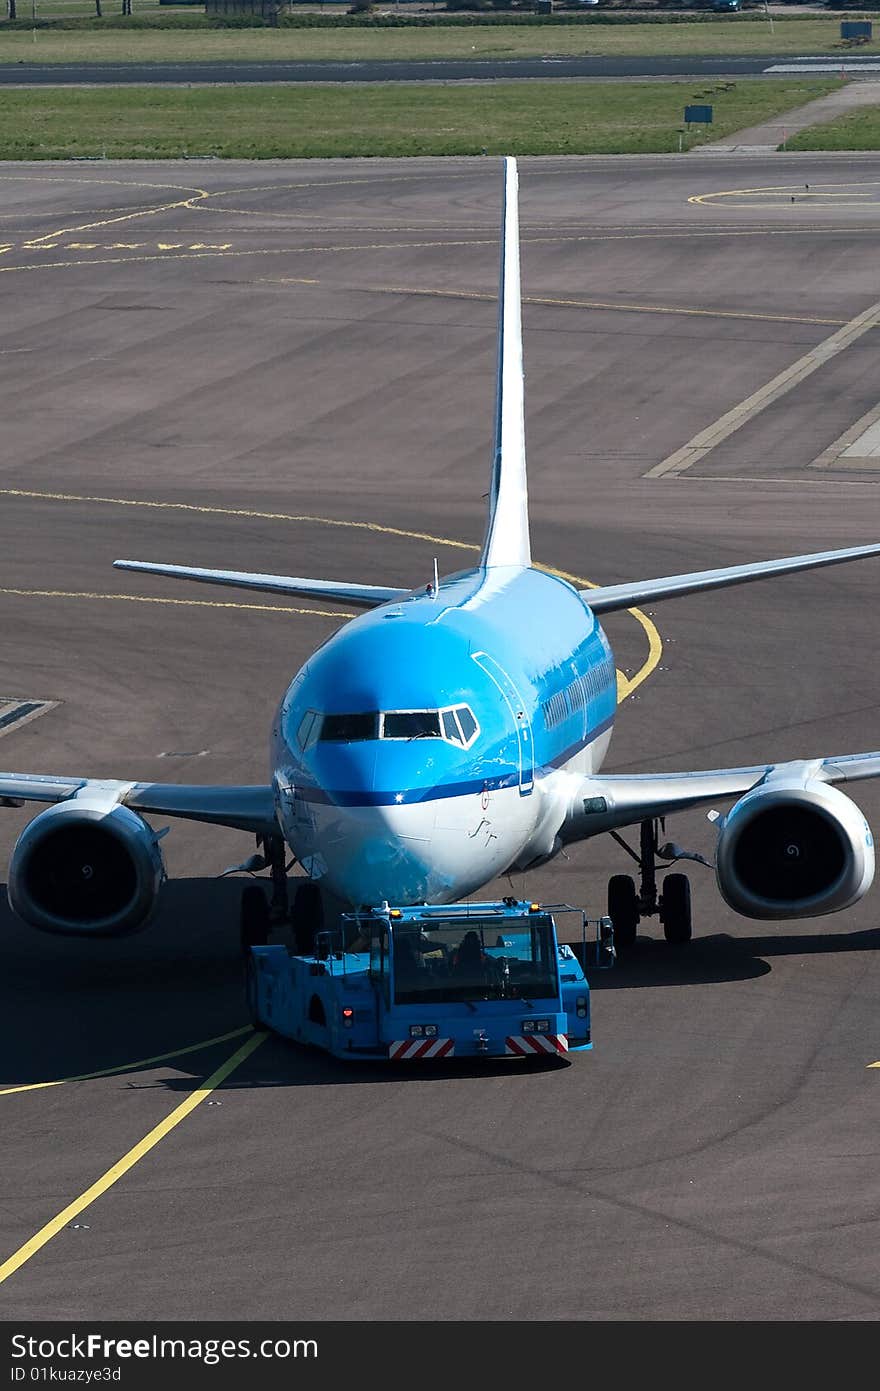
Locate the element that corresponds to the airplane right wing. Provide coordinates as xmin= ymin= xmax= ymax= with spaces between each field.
xmin=581 ymin=542 xmax=880 ymax=615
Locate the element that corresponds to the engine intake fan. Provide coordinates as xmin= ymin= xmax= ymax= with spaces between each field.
xmin=715 ymin=777 xmax=873 ymax=921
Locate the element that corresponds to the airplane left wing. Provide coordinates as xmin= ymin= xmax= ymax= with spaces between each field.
xmin=563 ymin=752 xmax=880 ymax=843
xmin=0 ymin=773 xmax=278 ymax=837
xmin=113 ymin=560 xmax=408 ymax=610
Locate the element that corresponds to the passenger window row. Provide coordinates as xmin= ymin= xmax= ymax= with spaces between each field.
xmin=542 ymin=656 xmax=616 ymax=731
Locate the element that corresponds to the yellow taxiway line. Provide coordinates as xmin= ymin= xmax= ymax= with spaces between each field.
xmin=0 ymin=486 xmax=663 ymax=698
xmin=0 ymin=585 xmax=350 ymax=620
xmin=0 ymin=1030 xmax=266 ymax=1287
xmin=0 ymin=1026 xmax=253 ymax=1097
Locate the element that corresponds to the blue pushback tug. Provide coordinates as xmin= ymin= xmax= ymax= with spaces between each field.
xmin=245 ymin=900 xmax=614 ymax=1062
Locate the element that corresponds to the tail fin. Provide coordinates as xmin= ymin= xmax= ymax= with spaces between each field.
xmin=481 ymin=157 xmax=531 ymax=570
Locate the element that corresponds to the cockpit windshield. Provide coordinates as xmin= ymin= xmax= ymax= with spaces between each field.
xmin=319 ymin=712 xmax=380 ymax=743
xmin=382 ymin=711 xmax=441 ymax=740
xmin=297 ymin=706 xmax=480 ymax=748
xmin=391 ymin=915 xmax=558 ymax=1005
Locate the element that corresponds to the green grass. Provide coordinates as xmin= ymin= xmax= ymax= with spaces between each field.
xmin=0 ymin=79 xmax=837 ymax=157
xmin=787 ymin=102 xmax=880 ymax=148
xmin=0 ymin=18 xmax=877 ymax=61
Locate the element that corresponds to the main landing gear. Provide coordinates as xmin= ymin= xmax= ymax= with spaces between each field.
xmin=607 ymin=818 xmax=702 ymax=952
xmin=236 ymin=834 xmax=324 ymax=956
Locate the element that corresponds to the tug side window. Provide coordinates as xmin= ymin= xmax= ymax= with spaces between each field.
xmin=369 ymin=926 xmax=389 ymax=1007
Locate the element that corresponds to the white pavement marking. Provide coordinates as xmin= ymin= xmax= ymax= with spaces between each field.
xmin=811 ymin=399 xmax=880 ymax=471
xmin=645 ymin=297 xmax=880 ymax=479
xmin=766 ymin=63 xmax=880 ymax=73
xmin=847 ymin=420 xmax=880 ymax=460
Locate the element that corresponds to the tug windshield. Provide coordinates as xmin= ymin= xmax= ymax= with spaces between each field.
xmin=392 ymin=915 xmax=558 ymax=1005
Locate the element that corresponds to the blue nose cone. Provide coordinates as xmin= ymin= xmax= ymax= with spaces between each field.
xmin=309 ymin=741 xmax=380 ymax=805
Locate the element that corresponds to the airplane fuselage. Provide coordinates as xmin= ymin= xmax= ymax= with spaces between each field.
xmin=270 ymin=565 xmax=616 ymax=907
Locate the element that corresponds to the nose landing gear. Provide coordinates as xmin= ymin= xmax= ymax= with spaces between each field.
xmin=607 ymin=818 xmax=701 ymax=952
xmin=237 ymin=834 xmax=324 ymax=955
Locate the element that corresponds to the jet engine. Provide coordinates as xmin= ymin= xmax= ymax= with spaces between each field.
xmin=715 ymin=776 xmax=874 ymax=920
xmin=7 ymin=800 xmax=165 ymax=936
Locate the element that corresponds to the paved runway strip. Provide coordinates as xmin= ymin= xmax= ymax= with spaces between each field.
xmin=1 ymin=157 xmax=879 ymax=1320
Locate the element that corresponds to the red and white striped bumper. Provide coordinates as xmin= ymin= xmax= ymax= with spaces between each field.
xmin=505 ymin=1034 xmax=568 ymax=1057
xmin=389 ymin=1038 xmax=455 ymax=1061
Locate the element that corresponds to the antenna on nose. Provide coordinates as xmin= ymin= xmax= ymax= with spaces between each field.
xmin=426 ymin=558 xmax=440 ymax=600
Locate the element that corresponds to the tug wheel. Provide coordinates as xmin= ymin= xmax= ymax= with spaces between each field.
xmin=240 ymin=884 xmax=270 ymax=954
xmin=244 ymin=955 xmax=262 ymax=1029
xmin=292 ymin=881 xmax=324 ymax=954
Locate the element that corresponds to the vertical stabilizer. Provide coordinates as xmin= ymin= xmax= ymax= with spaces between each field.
xmin=481 ymin=157 xmax=531 ymax=570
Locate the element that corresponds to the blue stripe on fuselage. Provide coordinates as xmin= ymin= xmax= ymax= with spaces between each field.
xmin=293 ymin=712 xmax=615 ymax=807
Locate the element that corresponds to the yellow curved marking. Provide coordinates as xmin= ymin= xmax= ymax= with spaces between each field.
xmin=0 ymin=586 xmax=351 ymax=619
xmin=188 ymin=168 xmax=493 ymax=205
xmin=0 ymin=486 xmax=477 ymax=552
xmin=0 ymin=1029 xmax=266 ymax=1287
xmin=0 ymin=172 xmax=211 ymax=250
xmin=0 ymin=167 xmax=492 ymax=248
xmin=0 ymin=174 xmax=209 ymax=190
xmin=690 ymin=179 xmax=880 ymax=209
xmin=615 ymin=606 xmax=662 ymax=700
xmin=0 ymin=1026 xmax=253 ymax=1097
xmin=0 ymin=487 xmax=662 ymax=698
xmin=22 ymin=185 xmax=211 ymax=250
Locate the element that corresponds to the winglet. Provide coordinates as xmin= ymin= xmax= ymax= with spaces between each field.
xmin=481 ymin=157 xmax=531 ymax=570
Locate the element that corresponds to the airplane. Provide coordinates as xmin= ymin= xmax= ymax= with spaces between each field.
xmin=2 ymin=156 xmax=880 ymax=956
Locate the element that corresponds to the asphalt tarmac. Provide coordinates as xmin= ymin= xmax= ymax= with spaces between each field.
xmin=1 ymin=154 xmax=880 ymax=1321
xmin=0 ymin=53 xmax=878 ymax=84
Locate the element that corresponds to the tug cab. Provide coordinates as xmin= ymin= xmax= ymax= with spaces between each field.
xmin=246 ymin=899 xmax=613 ymax=1062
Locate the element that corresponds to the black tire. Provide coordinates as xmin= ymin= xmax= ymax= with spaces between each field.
xmin=660 ymin=872 xmax=692 ymax=945
xmin=608 ymin=874 xmax=639 ymax=953
xmin=292 ymin=881 xmax=324 ymax=955
xmin=240 ymin=884 xmax=270 ymax=954
xmin=244 ymin=954 xmax=263 ymax=1029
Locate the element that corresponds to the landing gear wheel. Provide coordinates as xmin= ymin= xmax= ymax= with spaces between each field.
xmin=291 ymin=881 xmax=324 ymax=955
xmin=660 ymin=872 xmax=692 ymax=945
xmin=608 ymin=873 xmax=639 ymax=953
xmin=240 ymin=884 xmax=270 ymax=955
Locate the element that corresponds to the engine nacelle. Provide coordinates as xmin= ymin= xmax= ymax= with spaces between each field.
xmin=7 ymin=800 xmax=165 ymax=937
xmin=715 ymin=776 xmax=874 ymax=920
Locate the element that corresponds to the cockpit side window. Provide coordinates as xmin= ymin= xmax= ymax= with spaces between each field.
xmin=442 ymin=709 xmax=463 ymax=745
xmin=456 ymin=706 xmax=478 ymax=745
xmin=297 ymin=710 xmax=319 ymax=750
